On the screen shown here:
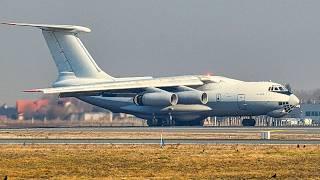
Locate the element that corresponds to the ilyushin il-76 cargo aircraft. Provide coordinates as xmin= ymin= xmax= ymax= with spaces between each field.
xmin=2 ymin=22 xmax=300 ymax=126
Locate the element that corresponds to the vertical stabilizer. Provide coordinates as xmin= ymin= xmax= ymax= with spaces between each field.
xmin=2 ymin=22 xmax=114 ymax=80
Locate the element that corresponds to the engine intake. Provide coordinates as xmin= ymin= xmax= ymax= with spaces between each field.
xmin=176 ymin=91 xmax=208 ymax=105
xmin=133 ymin=92 xmax=178 ymax=106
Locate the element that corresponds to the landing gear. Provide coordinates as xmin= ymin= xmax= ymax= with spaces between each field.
xmin=242 ymin=118 xmax=256 ymax=126
xmin=146 ymin=119 xmax=156 ymax=127
xmin=147 ymin=115 xmax=162 ymax=127
xmin=164 ymin=113 xmax=175 ymax=126
xmin=146 ymin=114 xmax=175 ymax=126
xmin=146 ymin=114 xmax=205 ymax=126
xmin=185 ymin=120 xmax=202 ymax=126
xmin=175 ymin=118 xmax=205 ymax=126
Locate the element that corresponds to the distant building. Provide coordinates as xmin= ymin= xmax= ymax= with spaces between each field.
xmin=16 ymin=99 xmax=49 ymax=120
xmin=300 ymin=103 xmax=320 ymax=124
xmin=82 ymin=112 xmax=113 ymax=122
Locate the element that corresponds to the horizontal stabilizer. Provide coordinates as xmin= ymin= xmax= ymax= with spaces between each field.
xmin=24 ymin=76 xmax=204 ymax=94
xmin=1 ymin=22 xmax=91 ymax=33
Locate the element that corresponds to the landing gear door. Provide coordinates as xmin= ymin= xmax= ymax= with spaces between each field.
xmin=237 ymin=94 xmax=247 ymax=110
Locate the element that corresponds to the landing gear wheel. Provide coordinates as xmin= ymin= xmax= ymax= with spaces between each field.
xmin=161 ymin=117 xmax=175 ymax=126
xmin=242 ymin=119 xmax=256 ymax=126
xmin=147 ymin=118 xmax=162 ymax=127
xmin=188 ymin=120 xmax=202 ymax=126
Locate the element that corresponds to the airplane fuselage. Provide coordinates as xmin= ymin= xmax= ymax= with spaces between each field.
xmin=77 ymin=76 xmax=299 ymax=124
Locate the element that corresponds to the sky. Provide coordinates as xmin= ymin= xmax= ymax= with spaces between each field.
xmin=0 ymin=0 xmax=319 ymax=105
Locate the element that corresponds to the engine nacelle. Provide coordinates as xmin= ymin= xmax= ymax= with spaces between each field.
xmin=267 ymin=109 xmax=288 ymax=118
xmin=133 ymin=92 xmax=178 ymax=106
xmin=176 ymin=91 xmax=208 ymax=105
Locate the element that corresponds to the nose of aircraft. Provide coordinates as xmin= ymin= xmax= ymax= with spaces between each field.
xmin=289 ymin=94 xmax=300 ymax=106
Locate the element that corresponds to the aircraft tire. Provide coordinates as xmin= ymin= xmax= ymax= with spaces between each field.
xmin=242 ymin=119 xmax=256 ymax=126
xmin=174 ymin=119 xmax=203 ymax=126
xmin=147 ymin=118 xmax=162 ymax=127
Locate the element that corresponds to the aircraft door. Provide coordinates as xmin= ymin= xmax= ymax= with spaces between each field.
xmin=237 ymin=94 xmax=247 ymax=110
xmin=216 ymin=93 xmax=222 ymax=102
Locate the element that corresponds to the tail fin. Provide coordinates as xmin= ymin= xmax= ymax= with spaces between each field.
xmin=2 ymin=22 xmax=114 ymax=80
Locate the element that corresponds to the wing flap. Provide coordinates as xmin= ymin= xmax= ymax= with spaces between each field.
xmin=24 ymin=76 xmax=204 ymax=94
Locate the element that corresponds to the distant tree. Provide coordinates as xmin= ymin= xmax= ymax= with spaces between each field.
xmin=295 ymin=88 xmax=320 ymax=104
xmin=285 ymin=83 xmax=292 ymax=93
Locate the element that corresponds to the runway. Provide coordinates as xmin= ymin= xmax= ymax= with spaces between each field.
xmin=0 ymin=138 xmax=319 ymax=145
xmin=1 ymin=126 xmax=320 ymax=133
xmin=0 ymin=127 xmax=319 ymax=144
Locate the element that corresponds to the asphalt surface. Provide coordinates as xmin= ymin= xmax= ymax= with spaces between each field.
xmin=0 ymin=127 xmax=319 ymax=144
xmin=1 ymin=126 xmax=320 ymax=133
xmin=0 ymin=138 xmax=319 ymax=145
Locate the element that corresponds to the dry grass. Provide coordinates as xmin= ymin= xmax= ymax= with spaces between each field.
xmin=0 ymin=144 xmax=319 ymax=179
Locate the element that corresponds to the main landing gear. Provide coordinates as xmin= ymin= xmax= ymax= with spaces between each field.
xmin=242 ymin=117 xmax=256 ymax=126
xmin=147 ymin=114 xmax=175 ymax=126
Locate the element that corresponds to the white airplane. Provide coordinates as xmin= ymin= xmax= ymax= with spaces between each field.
xmin=2 ymin=22 xmax=300 ymax=126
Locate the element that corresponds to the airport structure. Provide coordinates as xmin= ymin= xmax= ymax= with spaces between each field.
xmin=300 ymin=103 xmax=320 ymax=124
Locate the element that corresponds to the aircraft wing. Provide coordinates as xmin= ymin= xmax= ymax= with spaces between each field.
xmin=24 ymin=76 xmax=204 ymax=94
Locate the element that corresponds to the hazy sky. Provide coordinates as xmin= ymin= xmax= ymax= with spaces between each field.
xmin=0 ymin=0 xmax=319 ymax=105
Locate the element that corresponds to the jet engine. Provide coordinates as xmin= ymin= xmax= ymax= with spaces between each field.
xmin=133 ymin=92 xmax=178 ymax=106
xmin=176 ymin=91 xmax=208 ymax=105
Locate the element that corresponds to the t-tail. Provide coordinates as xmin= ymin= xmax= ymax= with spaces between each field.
xmin=2 ymin=22 xmax=115 ymax=84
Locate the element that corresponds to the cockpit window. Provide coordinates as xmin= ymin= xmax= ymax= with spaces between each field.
xmin=268 ymin=85 xmax=290 ymax=94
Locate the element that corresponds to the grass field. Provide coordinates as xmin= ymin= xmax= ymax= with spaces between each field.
xmin=0 ymin=144 xmax=319 ymax=179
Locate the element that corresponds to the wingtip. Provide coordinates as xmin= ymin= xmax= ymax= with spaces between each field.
xmin=1 ymin=22 xmax=14 ymax=25
xmin=1 ymin=21 xmax=21 ymax=25
xmin=23 ymin=89 xmax=42 ymax=93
